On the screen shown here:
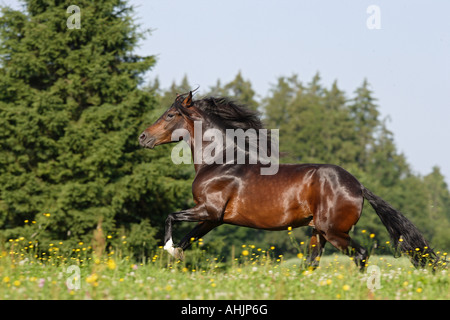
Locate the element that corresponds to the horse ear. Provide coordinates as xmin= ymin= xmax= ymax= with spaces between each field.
xmin=181 ymin=91 xmax=193 ymax=108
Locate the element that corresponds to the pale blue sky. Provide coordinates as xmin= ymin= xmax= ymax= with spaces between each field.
xmin=2 ymin=0 xmax=450 ymax=184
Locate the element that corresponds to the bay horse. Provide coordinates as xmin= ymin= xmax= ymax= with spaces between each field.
xmin=139 ymin=91 xmax=437 ymax=270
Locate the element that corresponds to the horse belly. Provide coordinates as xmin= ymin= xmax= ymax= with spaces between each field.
xmin=222 ymin=182 xmax=313 ymax=230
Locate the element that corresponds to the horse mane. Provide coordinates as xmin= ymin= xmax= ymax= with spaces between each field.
xmin=173 ymin=92 xmax=277 ymax=163
xmin=194 ymin=97 xmax=264 ymax=131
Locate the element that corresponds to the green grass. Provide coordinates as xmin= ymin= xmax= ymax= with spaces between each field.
xmin=1 ymin=242 xmax=448 ymax=300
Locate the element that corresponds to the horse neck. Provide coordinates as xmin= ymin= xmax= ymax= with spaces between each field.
xmin=187 ymin=118 xmax=223 ymax=174
xmin=185 ymin=116 xmax=274 ymax=173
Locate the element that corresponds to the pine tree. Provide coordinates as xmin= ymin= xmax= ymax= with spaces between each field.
xmin=208 ymin=71 xmax=258 ymax=111
xmin=348 ymin=79 xmax=380 ymax=170
xmin=263 ymin=73 xmax=356 ymax=165
xmin=422 ymin=167 xmax=450 ymax=249
xmin=264 ymin=75 xmax=301 ymax=129
xmin=0 ymin=0 xmax=192 ymax=255
xmin=156 ymin=75 xmax=193 ymax=111
xmin=224 ymin=71 xmax=258 ymax=111
xmin=263 ymin=74 xmax=305 ymax=163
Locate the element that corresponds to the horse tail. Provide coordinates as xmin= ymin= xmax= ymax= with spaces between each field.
xmin=362 ymin=186 xmax=437 ymax=268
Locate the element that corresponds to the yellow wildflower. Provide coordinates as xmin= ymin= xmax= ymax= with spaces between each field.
xmin=107 ymin=258 xmax=116 ymax=270
xmin=86 ymin=273 xmax=98 ymax=284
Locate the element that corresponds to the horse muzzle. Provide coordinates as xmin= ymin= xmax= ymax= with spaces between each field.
xmin=139 ymin=131 xmax=156 ymax=149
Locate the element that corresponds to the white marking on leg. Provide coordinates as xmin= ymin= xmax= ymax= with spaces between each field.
xmin=164 ymin=238 xmax=175 ymax=257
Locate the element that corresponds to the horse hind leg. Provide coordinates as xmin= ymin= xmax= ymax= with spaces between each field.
xmin=349 ymin=238 xmax=369 ymax=271
xmin=305 ymin=229 xmax=327 ymax=270
xmin=324 ymin=229 xmax=369 ymax=272
xmin=315 ymin=191 xmax=368 ymax=271
xmin=314 ymin=206 xmax=369 ymax=271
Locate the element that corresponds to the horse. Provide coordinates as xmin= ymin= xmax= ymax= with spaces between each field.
xmin=139 ymin=91 xmax=437 ymax=270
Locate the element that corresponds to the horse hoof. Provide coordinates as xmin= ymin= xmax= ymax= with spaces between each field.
xmin=174 ymin=247 xmax=184 ymax=260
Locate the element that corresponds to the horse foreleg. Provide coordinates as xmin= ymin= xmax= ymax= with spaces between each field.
xmin=164 ymin=204 xmax=211 ymax=259
xmin=178 ymin=221 xmax=222 ymax=251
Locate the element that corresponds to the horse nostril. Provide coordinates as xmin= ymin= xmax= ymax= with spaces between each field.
xmin=139 ymin=131 xmax=156 ymax=148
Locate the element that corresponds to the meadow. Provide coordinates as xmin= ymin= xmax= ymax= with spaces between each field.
xmin=1 ymin=236 xmax=448 ymax=300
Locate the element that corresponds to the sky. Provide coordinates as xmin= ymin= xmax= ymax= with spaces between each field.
xmin=2 ymin=0 xmax=450 ymax=184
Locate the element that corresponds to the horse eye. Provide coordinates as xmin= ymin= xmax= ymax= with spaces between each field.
xmin=166 ymin=113 xmax=175 ymax=120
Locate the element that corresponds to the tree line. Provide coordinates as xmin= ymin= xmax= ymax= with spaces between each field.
xmin=1 ymin=0 xmax=448 ymax=260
